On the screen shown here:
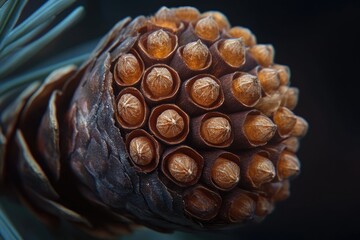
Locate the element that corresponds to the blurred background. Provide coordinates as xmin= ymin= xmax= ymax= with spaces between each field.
xmin=2 ymin=0 xmax=360 ymax=239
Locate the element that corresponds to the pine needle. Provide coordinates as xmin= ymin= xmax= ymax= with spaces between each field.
xmin=2 ymin=0 xmax=76 ymax=47
xmin=0 ymin=6 xmax=85 ymax=78
xmin=0 ymin=206 xmax=22 ymax=240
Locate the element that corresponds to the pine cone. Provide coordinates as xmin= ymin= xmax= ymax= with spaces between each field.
xmin=0 ymin=6 xmax=308 ymax=238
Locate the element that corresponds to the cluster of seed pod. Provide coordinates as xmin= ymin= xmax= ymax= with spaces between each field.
xmin=0 ymin=6 xmax=308 ymax=237
xmin=107 ymin=6 xmax=308 ymax=224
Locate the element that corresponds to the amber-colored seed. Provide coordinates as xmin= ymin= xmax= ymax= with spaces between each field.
xmin=228 ymin=26 xmax=256 ymax=46
xmin=145 ymin=67 xmax=174 ymax=98
xmin=291 ymin=116 xmax=309 ymax=138
xmin=257 ymin=68 xmax=281 ymax=95
xmin=156 ymin=109 xmax=185 ymax=138
xmin=249 ymin=44 xmax=274 ymax=67
xmin=146 ymin=30 xmax=173 ymax=58
xmin=194 ymin=16 xmax=219 ymax=41
xmin=168 ymin=153 xmax=198 ymax=183
xmin=277 ymin=151 xmax=300 ymax=179
xmin=273 ymin=107 xmax=297 ymax=136
xmin=129 ymin=136 xmax=154 ymax=166
xmin=152 ymin=6 xmax=178 ymax=30
xmin=173 ymin=6 xmax=200 ymax=22
xmin=229 ymin=193 xmax=256 ymax=222
xmin=282 ymin=137 xmax=300 ymax=152
xmin=201 ymin=117 xmax=232 ymax=145
xmin=184 ymin=187 xmax=220 ymax=220
xmin=283 ymin=87 xmax=299 ymax=110
xmin=243 ymin=114 xmax=277 ymax=144
xmin=211 ymin=158 xmax=240 ymax=189
xmin=248 ymin=154 xmax=275 ymax=187
xmin=202 ymin=11 xmax=230 ymax=30
xmin=255 ymin=93 xmax=282 ymax=116
xmin=118 ymin=93 xmax=144 ymax=126
xmin=272 ymin=64 xmax=290 ymax=86
xmin=272 ymin=180 xmax=291 ymax=202
xmin=182 ymin=40 xmax=210 ymax=70
xmin=255 ymin=195 xmax=273 ymax=217
xmin=116 ymin=53 xmax=142 ymax=84
xmin=190 ymin=77 xmax=220 ymax=107
xmin=218 ymin=38 xmax=246 ymax=67
xmin=232 ymin=74 xmax=261 ymax=106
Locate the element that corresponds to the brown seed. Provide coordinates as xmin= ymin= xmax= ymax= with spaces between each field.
xmin=117 ymin=93 xmax=144 ymax=126
xmin=227 ymin=26 xmax=256 ymax=46
xmin=218 ymin=38 xmax=246 ymax=67
xmin=232 ymin=74 xmax=261 ymax=106
xmin=167 ymin=153 xmax=198 ymax=183
xmin=257 ymin=68 xmax=281 ymax=95
xmin=248 ymin=154 xmax=276 ymax=187
xmin=283 ymin=87 xmax=299 ymax=110
xmin=182 ymin=40 xmax=210 ymax=70
xmin=129 ymin=136 xmax=154 ymax=166
xmin=249 ymin=44 xmax=274 ymax=67
xmin=156 ymin=109 xmax=185 ymax=138
xmin=184 ymin=186 xmax=221 ymax=220
xmin=273 ymin=107 xmax=297 ymax=136
xmin=211 ymin=157 xmax=240 ymax=189
xmin=202 ymin=11 xmax=230 ymax=30
xmin=145 ymin=67 xmax=174 ymax=98
xmin=272 ymin=64 xmax=291 ymax=86
xmin=291 ymin=116 xmax=308 ymax=138
xmin=255 ymin=195 xmax=273 ymax=217
xmin=229 ymin=193 xmax=256 ymax=222
xmin=272 ymin=180 xmax=291 ymax=202
xmin=243 ymin=114 xmax=277 ymax=145
xmin=201 ymin=117 xmax=232 ymax=145
xmin=255 ymin=93 xmax=282 ymax=116
xmin=194 ymin=16 xmax=219 ymax=41
xmin=173 ymin=6 xmax=200 ymax=22
xmin=146 ymin=29 xmax=173 ymax=58
xmin=115 ymin=53 xmax=142 ymax=85
xmin=190 ymin=77 xmax=220 ymax=107
xmin=278 ymin=151 xmax=300 ymax=179
xmin=152 ymin=7 xmax=178 ymax=31
xmin=282 ymin=137 xmax=300 ymax=152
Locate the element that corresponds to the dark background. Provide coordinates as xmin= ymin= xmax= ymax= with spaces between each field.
xmin=15 ymin=0 xmax=360 ymax=239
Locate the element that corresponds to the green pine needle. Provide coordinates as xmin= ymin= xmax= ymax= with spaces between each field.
xmin=0 ymin=206 xmax=22 ymax=240
xmin=0 ymin=0 xmax=27 ymax=45
xmin=0 ymin=53 xmax=88 ymax=96
xmin=0 ymin=6 xmax=85 ymax=78
xmin=2 ymin=0 xmax=76 ymax=47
